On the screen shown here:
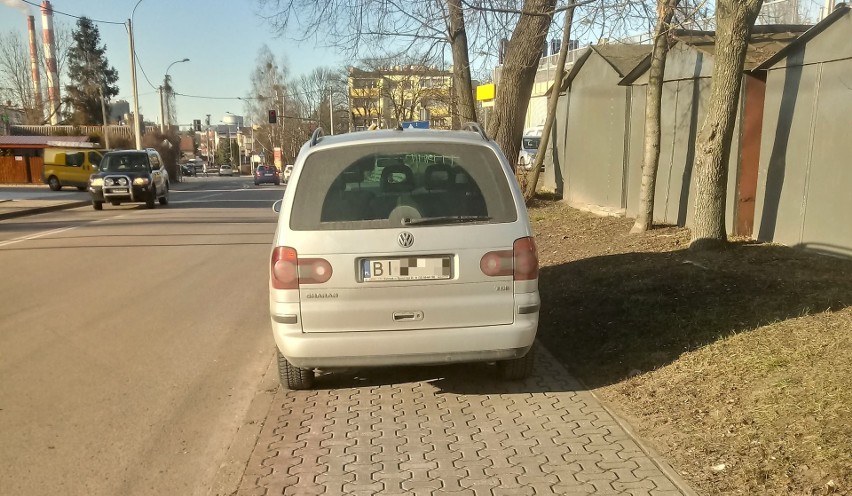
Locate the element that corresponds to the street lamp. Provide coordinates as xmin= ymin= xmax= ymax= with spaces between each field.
xmin=160 ymin=58 xmax=189 ymax=132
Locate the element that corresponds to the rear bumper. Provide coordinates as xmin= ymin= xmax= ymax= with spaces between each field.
xmin=271 ymin=313 xmax=538 ymax=369
xmin=255 ymin=176 xmax=280 ymax=184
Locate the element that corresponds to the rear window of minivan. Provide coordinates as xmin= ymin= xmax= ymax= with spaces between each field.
xmin=289 ymin=142 xmax=518 ymax=231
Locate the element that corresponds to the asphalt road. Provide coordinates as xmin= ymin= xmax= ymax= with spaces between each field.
xmin=0 ymin=177 xmax=284 ymax=496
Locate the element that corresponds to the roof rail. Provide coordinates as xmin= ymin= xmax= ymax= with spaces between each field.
xmin=461 ymin=122 xmax=488 ymax=141
xmin=310 ymin=127 xmax=324 ymax=146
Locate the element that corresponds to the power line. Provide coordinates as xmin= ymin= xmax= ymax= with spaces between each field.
xmin=132 ymin=50 xmax=159 ymax=90
xmin=19 ymin=0 xmax=125 ymax=25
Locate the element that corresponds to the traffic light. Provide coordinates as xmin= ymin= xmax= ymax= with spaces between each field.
xmin=193 ymin=119 xmax=201 ymax=131
xmin=268 ymin=109 xmax=277 ymax=124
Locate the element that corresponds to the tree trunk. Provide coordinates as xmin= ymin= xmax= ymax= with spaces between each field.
xmin=487 ymin=0 xmax=557 ymax=170
xmin=690 ymin=0 xmax=763 ymax=249
xmin=630 ymin=0 xmax=678 ymax=233
xmin=447 ymin=0 xmax=477 ymax=125
xmin=524 ymin=5 xmax=576 ymax=204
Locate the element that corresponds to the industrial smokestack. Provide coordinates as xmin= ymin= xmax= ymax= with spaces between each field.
xmin=41 ymin=0 xmax=60 ymax=124
xmin=27 ymin=15 xmax=44 ymax=121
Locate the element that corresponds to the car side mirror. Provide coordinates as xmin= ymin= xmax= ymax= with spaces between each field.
xmin=272 ymin=199 xmax=282 ymax=213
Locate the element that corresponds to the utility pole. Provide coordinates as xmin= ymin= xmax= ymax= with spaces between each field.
xmin=99 ymin=86 xmax=110 ymax=148
xmin=329 ymin=91 xmax=334 ymax=135
xmin=158 ymin=86 xmax=165 ymax=132
xmin=127 ymin=18 xmax=142 ymax=150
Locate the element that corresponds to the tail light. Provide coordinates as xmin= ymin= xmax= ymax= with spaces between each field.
xmin=512 ymin=237 xmax=539 ymax=281
xmin=271 ymin=246 xmax=333 ymax=289
xmin=480 ymin=237 xmax=538 ymax=281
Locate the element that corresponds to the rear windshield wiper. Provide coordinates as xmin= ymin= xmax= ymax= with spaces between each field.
xmin=403 ymin=215 xmax=492 ymax=226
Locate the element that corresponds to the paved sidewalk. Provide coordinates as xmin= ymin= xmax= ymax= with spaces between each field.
xmin=235 ymin=345 xmax=694 ymax=496
xmin=0 ymin=198 xmax=89 ymax=220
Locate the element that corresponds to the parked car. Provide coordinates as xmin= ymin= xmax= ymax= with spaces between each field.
xmin=43 ymin=147 xmax=105 ymax=191
xmin=269 ymin=124 xmax=540 ymax=389
xmin=282 ymin=164 xmax=294 ymax=182
xmin=180 ymin=163 xmax=195 ymax=176
xmin=218 ymin=163 xmax=233 ymax=176
xmin=254 ymin=165 xmax=280 ymax=186
xmin=88 ymin=148 xmax=169 ymax=210
xmin=518 ymin=135 xmax=541 ymax=171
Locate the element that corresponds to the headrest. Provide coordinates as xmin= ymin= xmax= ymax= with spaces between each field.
xmin=380 ymin=164 xmax=414 ymax=193
xmin=424 ymin=163 xmax=453 ymax=191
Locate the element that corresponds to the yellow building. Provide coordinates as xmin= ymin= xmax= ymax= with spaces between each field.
xmin=348 ymin=66 xmax=455 ymax=130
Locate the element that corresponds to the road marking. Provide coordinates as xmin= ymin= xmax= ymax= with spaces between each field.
xmin=0 ymin=212 xmax=130 ymax=247
xmin=0 ymin=226 xmax=77 ymax=247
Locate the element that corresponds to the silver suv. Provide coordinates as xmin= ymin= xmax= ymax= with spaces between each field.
xmin=269 ymin=124 xmax=540 ymax=389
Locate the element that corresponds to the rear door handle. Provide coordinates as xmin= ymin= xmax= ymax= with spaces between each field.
xmin=393 ymin=311 xmax=424 ymax=322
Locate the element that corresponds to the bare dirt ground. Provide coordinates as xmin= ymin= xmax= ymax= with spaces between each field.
xmin=530 ymin=198 xmax=851 ymax=496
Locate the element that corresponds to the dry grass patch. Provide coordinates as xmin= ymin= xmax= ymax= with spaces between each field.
xmin=530 ymin=199 xmax=852 ymax=495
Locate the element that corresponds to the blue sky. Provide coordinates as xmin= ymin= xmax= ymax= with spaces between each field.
xmin=0 ymin=0 xmax=346 ymax=127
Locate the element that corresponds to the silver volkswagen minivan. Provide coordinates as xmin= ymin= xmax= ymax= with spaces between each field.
xmin=269 ymin=124 xmax=540 ymax=389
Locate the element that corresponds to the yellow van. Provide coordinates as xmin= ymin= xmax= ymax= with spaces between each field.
xmin=43 ymin=148 xmax=105 ymax=191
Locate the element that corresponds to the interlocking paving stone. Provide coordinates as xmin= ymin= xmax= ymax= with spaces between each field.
xmin=237 ymin=344 xmax=690 ymax=495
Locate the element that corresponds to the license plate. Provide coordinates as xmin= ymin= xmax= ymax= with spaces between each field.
xmin=111 ymin=188 xmax=128 ymax=193
xmin=264 ymin=174 xmax=272 ymax=176
xmin=361 ymin=256 xmax=452 ymax=282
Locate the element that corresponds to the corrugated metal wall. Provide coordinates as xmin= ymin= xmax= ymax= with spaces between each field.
xmin=624 ymin=44 xmax=742 ymax=232
xmin=563 ymin=54 xmax=630 ymax=213
xmin=754 ymin=14 xmax=852 ymax=256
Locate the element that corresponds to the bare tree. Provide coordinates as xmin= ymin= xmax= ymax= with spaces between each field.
xmin=0 ymin=30 xmax=41 ymax=123
xmin=448 ymin=0 xmax=477 ymax=123
xmin=631 ymin=0 xmax=679 ymax=233
xmin=243 ymin=45 xmax=305 ymax=163
xmin=298 ymin=66 xmax=348 ymax=134
xmin=487 ymin=0 xmax=557 ymax=171
xmin=523 ymin=4 xmax=576 ymax=203
xmin=691 ymin=0 xmax=764 ymax=248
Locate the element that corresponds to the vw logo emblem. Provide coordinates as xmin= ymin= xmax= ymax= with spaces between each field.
xmin=398 ymin=231 xmax=414 ymax=248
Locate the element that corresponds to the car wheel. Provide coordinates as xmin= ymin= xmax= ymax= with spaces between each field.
xmin=92 ymin=199 xmax=103 ymax=210
xmin=159 ymin=183 xmax=169 ymax=205
xmin=76 ymin=186 xmax=87 ymax=191
xmin=277 ymin=350 xmax=315 ymax=390
xmin=110 ymin=201 xmax=121 ymax=206
xmin=275 ymin=181 xmax=280 ymax=186
xmin=146 ymin=188 xmax=156 ymax=209
xmin=497 ymin=346 xmax=535 ymax=380
xmin=48 ymin=176 xmax=62 ymax=191
xmin=254 ymin=181 xmax=259 ymax=186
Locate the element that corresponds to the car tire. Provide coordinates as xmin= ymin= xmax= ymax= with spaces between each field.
xmin=497 ymin=346 xmax=535 ymax=380
xmin=110 ymin=201 xmax=121 ymax=206
xmin=146 ymin=188 xmax=156 ymax=209
xmin=159 ymin=183 xmax=169 ymax=205
xmin=254 ymin=182 xmax=259 ymax=186
xmin=277 ymin=350 xmax=315 ymax=390
xmin=92 ymin=200 xmax=103 ymax=210
xmin=76 ymin=186 xmax=87 ymax=191
xmin=275 ymin=181 xmax=280 ymax=186
xmin=48 ymin=176 xmax=61 ymax=191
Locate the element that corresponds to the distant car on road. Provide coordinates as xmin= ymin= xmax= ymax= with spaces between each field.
xmin=88 ymin=149 xmax=169 ymax=210
xmin=518 ymin=135 xmax=541 ymax=171
xmin=180 ymin=163 xmax=195 ymax=176
xmin=282 ymin=164 xmax=294 ymax=183
xmin=254 ymin=165 xmax=280 ymax=186
xmin=218 ymin=164 xmax=233 ymax=176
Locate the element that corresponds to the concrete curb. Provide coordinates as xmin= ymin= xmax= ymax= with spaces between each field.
xmin=0 ymin=200 xmax=89 ymax=221
xmin=583 ymin=383 xmax=700 ymax=496
xmin=207 ymin=353 xmax=278 ymax=496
